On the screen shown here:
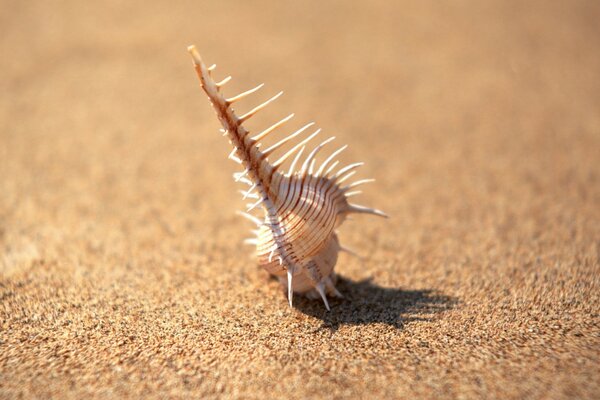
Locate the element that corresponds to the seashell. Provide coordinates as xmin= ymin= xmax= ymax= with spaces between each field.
xmin=188 ymin=46 xmax=387 ymax=310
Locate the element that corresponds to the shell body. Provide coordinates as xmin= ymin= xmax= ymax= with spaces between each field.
xmin=188 ymin=46 xmax=386 ymax=309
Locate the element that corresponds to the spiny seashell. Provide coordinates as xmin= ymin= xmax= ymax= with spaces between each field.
xmin=188 ymin=46 xmax=387 ymax=310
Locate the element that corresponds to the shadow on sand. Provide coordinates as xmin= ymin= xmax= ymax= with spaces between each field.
xmin=294 ymin=276 xmax=457 ymax=331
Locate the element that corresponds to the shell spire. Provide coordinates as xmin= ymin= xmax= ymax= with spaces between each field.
xmin=188 ymin=46 xmax=387 ymax=310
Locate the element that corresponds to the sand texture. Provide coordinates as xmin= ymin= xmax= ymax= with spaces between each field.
xmin=1 ymin=1 xmax=599 ymax=399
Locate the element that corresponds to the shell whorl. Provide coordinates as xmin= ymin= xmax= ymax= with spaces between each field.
xmin=188 ymin=46 xmax=386 ymax=310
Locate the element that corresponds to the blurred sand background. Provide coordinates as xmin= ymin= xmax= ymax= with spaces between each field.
xmin=1 ymin=0 xmax=599 ymax=398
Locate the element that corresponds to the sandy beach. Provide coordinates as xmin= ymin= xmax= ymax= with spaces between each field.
xmin=1 ymin=1 xmax=599 ymax=398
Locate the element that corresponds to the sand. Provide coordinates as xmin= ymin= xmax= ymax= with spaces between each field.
xmin=1 ymin=1 xmax=599 ymax=398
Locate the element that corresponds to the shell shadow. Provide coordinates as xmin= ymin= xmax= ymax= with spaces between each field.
xmin=294 ymin=276 xmax=457 ymax=331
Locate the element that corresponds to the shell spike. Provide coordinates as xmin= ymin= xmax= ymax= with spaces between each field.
xmin=236 ymin=211 xmax=263 ymax=226
xmin=316 ymin=145 xmax=348 ymax=177
xmin=239 ymin=177 xmax=253 ymax=186
xmin=332 ymin=286 xmax=344 ymax=299
xmin=309 ymin=159 xmax=316 ymax=174
xmin=234 ymin=169 xmax=249 ymax=182
xmin=334 ymin=162 xmax=364 ymax=180
xmin=315 ymin=283 xmax=330 ymax=311
xmin=262 ymin=122 xmax=315 ymax=157
xmin=238 ymin=91 xmax=283 ymax=122
xmin=340 ymin=245 xmax=362 ymax=259
xmin=300 ymin=136 xmax=335 ymax=175
xmin=246 ymin=197 xmax=263 ymax=212
xmin=225 ymin=83 xmax=265 ymax=103
xmin=252 ymin=113 xmax=295 ymax=142
xmin=239 ymin=189 xmax=259 ymax=199
xmin=241 ymin=183 xmax=257 ymax=199
xmin=228 ymin=148 xmax=242 ymax=163
xmin=287 ymin=146 xmax=306 ymax=176
xmin=268 ymin=246 xmax=277 ymax=263
xmin=347 ymin=203 xmax=389 ymax=218
xmin=287 ymin=269 xmax=294 ymax=307
xmin=324 ymin=160 xmax=340 ymax=177
xmin=273 ymin=128 xmax=321 ymax=169
xmin=343 ymin=178 xmax=375 ymax=191
xmin=336 ymin=171 xmax=357 ymax=185
xmin=325 ymin=277 xmax=344 ymax=298
xmin=216 ymin=76 xmax=232 ymax=87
